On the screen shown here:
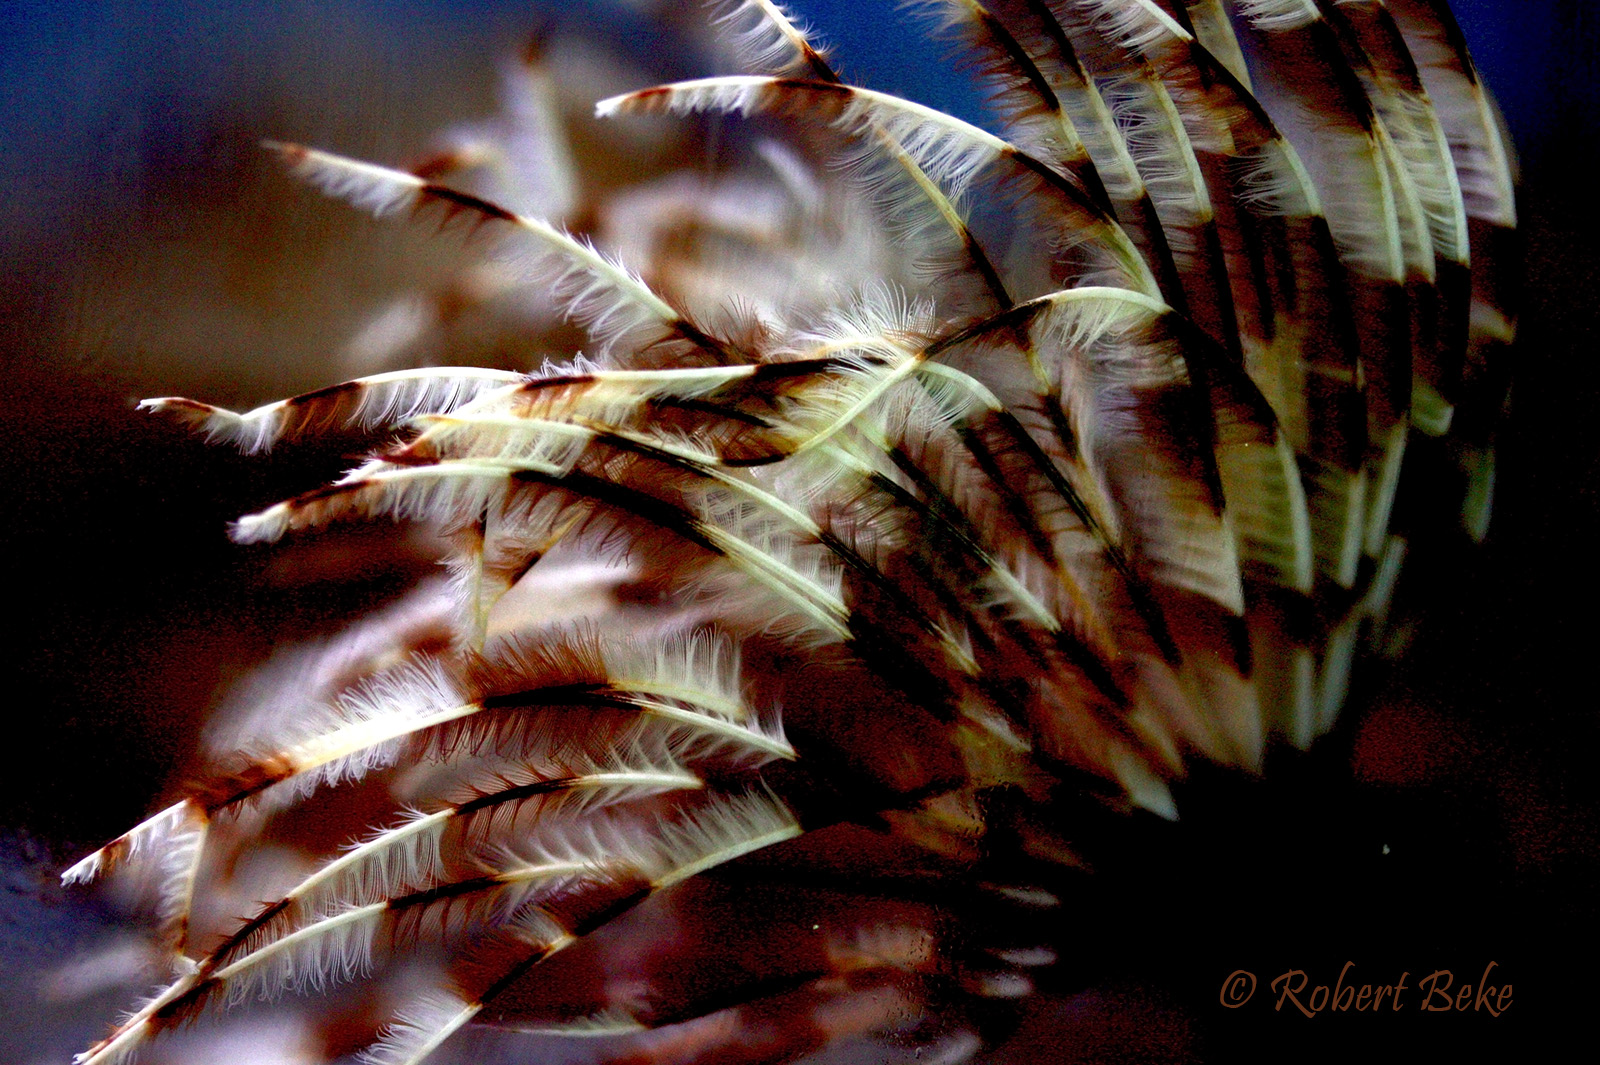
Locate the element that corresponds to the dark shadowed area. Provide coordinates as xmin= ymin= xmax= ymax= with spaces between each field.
xmin=1 ymin=1 xmax=1594 ymax=1062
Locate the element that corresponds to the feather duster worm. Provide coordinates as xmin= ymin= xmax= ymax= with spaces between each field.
xmin=66 ymin=2 xmax=1516 ymax=1062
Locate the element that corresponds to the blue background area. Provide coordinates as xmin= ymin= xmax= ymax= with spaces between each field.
xmin=0 ymin=0 xmax=1574 ymax=158
xmin=0 ymin=0 xmax=1582 ymax=253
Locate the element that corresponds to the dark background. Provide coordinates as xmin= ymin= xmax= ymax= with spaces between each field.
xmin=1 ymin=2 xmax=1595 ymax=1062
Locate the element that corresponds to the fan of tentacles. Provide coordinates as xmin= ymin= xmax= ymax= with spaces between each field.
xmin=67 ymin=1 xmax=1514 ymax=1063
